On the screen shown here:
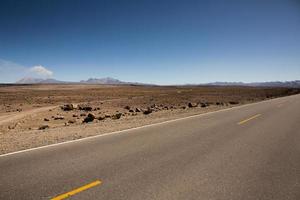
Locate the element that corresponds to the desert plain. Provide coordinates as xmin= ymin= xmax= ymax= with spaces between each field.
xmin=0 ymin=84 xmax=299 ymax=154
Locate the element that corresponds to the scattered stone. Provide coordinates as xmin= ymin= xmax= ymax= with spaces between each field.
xmin=97 ymin=116 xmax=105 ymax=121
xmin=83 ymin=113 xmax=95 ymax=123
xmin=151 ymin=104 xmax=159 ymax=109
xmin=229 ymin=101 xmax=239 ymax=105
xmin=80 ymin=113 xmax=87 ymax=117
xmin=112 ymin=113 xmax=122 ymax=119
xmin=39 ymin=125 xmax=49 ymax=130
xmin=105 ymin=114 xmax=111 ymax=118
xmin=68 ymin=119 xmax=76 ymax=124
xmin=61 ymin=104 xmax=75 ymax=111
xmin=188 ymin=102 xmax=197 ymax=108
xmin=72 ymin=114 xmax=78 ymax=117
xmin=181 ymin=106 xmax=187 ymax=109
xmin=78 ymin=104 xmax=93 ymax=111
xmin=16 ymin=108 xmax=22 ymax=112
xmin=143 ymin=107 xmax=153 ymax=115
xmin=129 ymin=109 xmax=134 ymax=113
xmin=44 ymin=118 xmax=50 ymax=121
xmin=124 ymin=105 xmax=130 ymax=110
xmin=199 ymin=103 xmax=207 ymax=107
xmin=54 ymin=116 xmax=65 ymax=120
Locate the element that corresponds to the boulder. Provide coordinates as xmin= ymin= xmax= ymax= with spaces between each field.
xmin=143 ymin=107 xmax=153 ymax=115
xmin=61 ymin=104 xmax=75 ymax=111
xmin=39 ymin=125 xmax=49 ymax=130
xmin=188 ymin=102 xmax=197 ymax=108
xmin=124 ymin=105 xmax=131 ymax=110
xmin=97 ymin=116 xmax=105 ymax=121
xmin=78 ymin=104 xmax=93 ymax=111
xmin=83 ymin=113 xmax=95 ymax=123
xmin=229 ymin=101 xmax=239 ymax=105
xmin=135 ymin=108 xmax=142 ymax=112
xmin=112 ymin=113 xmax=122 ymax=119
xmin=54 ymin=116 xmax=64 ymax=120
xmin=68 ymin=119 xmax=76 ymax=124
xmin=199 ymin=103 xmax=207 ymax=107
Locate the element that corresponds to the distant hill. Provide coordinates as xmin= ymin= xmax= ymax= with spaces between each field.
xmin=15 ymin=77 xmax=148 ymax=85
xmin=16 ymin=77 xmax=65 ymax=84
xmin=80 ymin=77 xmax=124 ymax=84
xmin=205 ymin=80 xmax=300 ymax=88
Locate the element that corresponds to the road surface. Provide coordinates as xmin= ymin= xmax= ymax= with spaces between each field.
xmin=0 ymin=94 xmax=299 ymax=200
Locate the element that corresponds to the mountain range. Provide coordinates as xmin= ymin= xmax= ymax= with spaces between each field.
xmin=15 ymin=77 xmax=145 ymax=85
xmin=15 ymin=77 xmax=300 ymax=88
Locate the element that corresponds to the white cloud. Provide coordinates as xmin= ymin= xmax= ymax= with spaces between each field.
xmin=0 ymin=59 xmax=54 ymax=82
xmin=29 ymin=65 xmax=53 ymax=77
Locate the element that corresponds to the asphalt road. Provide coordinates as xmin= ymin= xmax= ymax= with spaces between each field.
xmin=0 ymin=94 xmax=299 ymax=200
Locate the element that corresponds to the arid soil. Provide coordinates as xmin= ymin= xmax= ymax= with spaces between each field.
xmin=0 ymin=84 xmax=299 ymax=154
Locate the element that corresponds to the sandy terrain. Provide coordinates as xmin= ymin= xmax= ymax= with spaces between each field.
xmin=0 ymin=84 xmax=299 ymax=154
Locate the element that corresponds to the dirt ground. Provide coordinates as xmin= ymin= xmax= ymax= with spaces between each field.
xmin=0 ymin=84 xmax=299 ymax=154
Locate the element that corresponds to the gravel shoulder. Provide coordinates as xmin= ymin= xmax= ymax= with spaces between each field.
xmin=0 ymin=104 xmax=230 ymax=154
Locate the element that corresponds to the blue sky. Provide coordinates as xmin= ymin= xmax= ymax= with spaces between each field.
xmin=0 ymin=0 xmax=299 ymax=84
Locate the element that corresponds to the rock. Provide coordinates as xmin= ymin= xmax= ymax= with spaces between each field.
xmin=54 ymin=116 xmax=64 ymax=120
xmin=124 ymin=105 xmax=131 ymax=110
xmin=80 ymin=113 xmax=87 ymax=117
xmin=129 ymin=109 xmax=134 ymax=113
xmin=229 ymin=101 xmax=239 ymax=105
xmin=199 ymin=103 xmax=207 ymax=107
xmin=68 ymin=119 xmax=76 ymax=124
xmin=151 ymin=104 xmax=159 ymax=109
xmin=188 ymin=102 xmax=197 ymax=108
xmin=78 ymin=104 xmax=93 ymax=111
xmin=72 ymin=114 xmax=78 ymax=117
xmin=181 ymin=106 xmax=187 ymax=109
xmin=97 ymin=116 xmax=105 ymax=121
xmin=61 ymin=104 xmax=75 ymax=111
xmin=143 ymin=107 xmax=153 ymax=115
xmin=44 ymin=118 xmax=50 ymax=121
xmin=105 ymin=114 xmax=111 ymax=118
xmin=39 ymin=125 xmax=49 ymax=130
xmin=83 ymin=113 xmax=95 ymax=123
xmin=135 ymin=108 xmax=141 ymax=112
xmin=112 ymin=113 xmax=122 ymax=119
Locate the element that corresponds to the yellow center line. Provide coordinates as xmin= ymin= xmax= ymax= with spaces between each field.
xmin=51 ymin=180 xmax=102 ymax=200
xmin=238 ymin=114 xmax=261 ymax=125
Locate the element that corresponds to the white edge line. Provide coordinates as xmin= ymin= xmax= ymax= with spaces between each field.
xmin=0 ymin=95 xmax=294 ymax=158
